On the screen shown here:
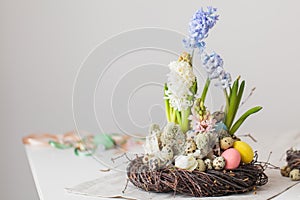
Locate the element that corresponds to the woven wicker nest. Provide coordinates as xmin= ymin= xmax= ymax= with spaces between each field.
xmin=127 ymin=156 xmax=268 ymax=197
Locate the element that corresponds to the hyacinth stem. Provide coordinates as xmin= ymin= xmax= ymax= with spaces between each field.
xmin=165 ymin=99 xmax=171 ymax=122
xmin=176 ymin=110 xmax=182 ymax=126
xmin=170 ymin=106 xmax=174 ymax=122
xmin=180 ymin=108 xmax=190 ymax=133
xmin=181 ymin=81 xmax=197 ymax=133
xmin=200 ymin=78 xmax=210 ymax=103
xmin=164 ymin=84 xmax=171 ymax=122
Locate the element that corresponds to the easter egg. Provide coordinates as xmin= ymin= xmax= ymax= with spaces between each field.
xmin=204 ymin=158 xmax=213 ymax=170
xmin=220 ymin=137 xmax=234 ymax=150
xmin=212 ymin=156 xmax=226 ymax=170
xmin=221 ymin=148 xmax=241 ymax=169
xmin=196 ymin=159 xmax=206 ymax=172
xmin=233 ymin=141 xmax=254 ymax=164
xmin=290 ymin=169 xmax=300 ymax=181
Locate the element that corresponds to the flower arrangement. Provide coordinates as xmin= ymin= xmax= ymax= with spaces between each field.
xmin=127 ymin=7 xmax=268 ymax=197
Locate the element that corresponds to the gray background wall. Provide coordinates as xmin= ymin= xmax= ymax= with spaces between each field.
xmin=1 ymin=0 xmax=300 ymax=199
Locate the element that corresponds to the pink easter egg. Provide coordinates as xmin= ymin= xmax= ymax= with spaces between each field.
xmin=221 ymin=148 xmax=241 ymax=170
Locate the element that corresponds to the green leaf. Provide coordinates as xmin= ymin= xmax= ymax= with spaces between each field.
xmin=229 ymin=106 xmax=263 ymax=135
xmin=231 ymin=80 xmax=245 ymax=126
xmin=237 ymin=81 xmax=245 ymax=107
xmin=225 ymin=78 xmax=239 ymax=128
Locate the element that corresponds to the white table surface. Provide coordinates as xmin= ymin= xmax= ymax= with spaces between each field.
xmin=25 ymin=145 xmax=300 ymax=200
xmin=25 ymin=146 xmax=110 ymax=200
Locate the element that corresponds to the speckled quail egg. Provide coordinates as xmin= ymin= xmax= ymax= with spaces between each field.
xmin=204 ymin=158 xmax=213 ymax=170
xmin=280 ymin=166 xmax=291 ymax=177
xmin=196 ymin=159 xmax=206 ymax=172
xmin=159 ymin=145 xmax=174 ymax=162
xmin=289 ymin=169 xmax=300 ymax=181
xmin=213 ymin=156 xmax=226 ymax=170
xmin=148 ymin=157 xmax=161 ymax=170
xmin=185 ymin=140 xmax=197 ymax=154
xmin=220 ymin=137 xmax=234 ymax=150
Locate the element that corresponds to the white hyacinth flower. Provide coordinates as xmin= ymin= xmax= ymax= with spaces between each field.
xmin=165 ymin=60 xmax=196 ymax=111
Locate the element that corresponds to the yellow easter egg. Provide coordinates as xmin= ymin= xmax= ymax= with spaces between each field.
xmin=233 ymin=141 xmax=254 ymax=164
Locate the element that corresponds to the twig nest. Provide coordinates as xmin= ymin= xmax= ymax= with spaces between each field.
xmin=196 ymin=159 xmax=206 ymax=172
xmin=233 ymin=141 xmax=254 ymax=164
xmin=127 ymin=156 xmax=268 ymax=197
xmin=220 ymin=137 xmax=234 ymax=150
xmin=221 ymin=148 xmax=241 ymax=170
xmin=212 ymin=156 xmax=226 ymax=170
xmin=204 ymin=158 xmax=213 ymax=170
xmin=175 ymin=155 xmax=198 ymax=171
xmin=289 ymin=169 xmax=300 ymax=181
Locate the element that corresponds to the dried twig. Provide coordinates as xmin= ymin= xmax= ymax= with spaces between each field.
xmin=127 ymin=156 xmax=268 ymax=197
xmin=111 ymin=153 xmax=132 ymax=163
xmin=237 ymin=133 xmax=257 ymax=143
